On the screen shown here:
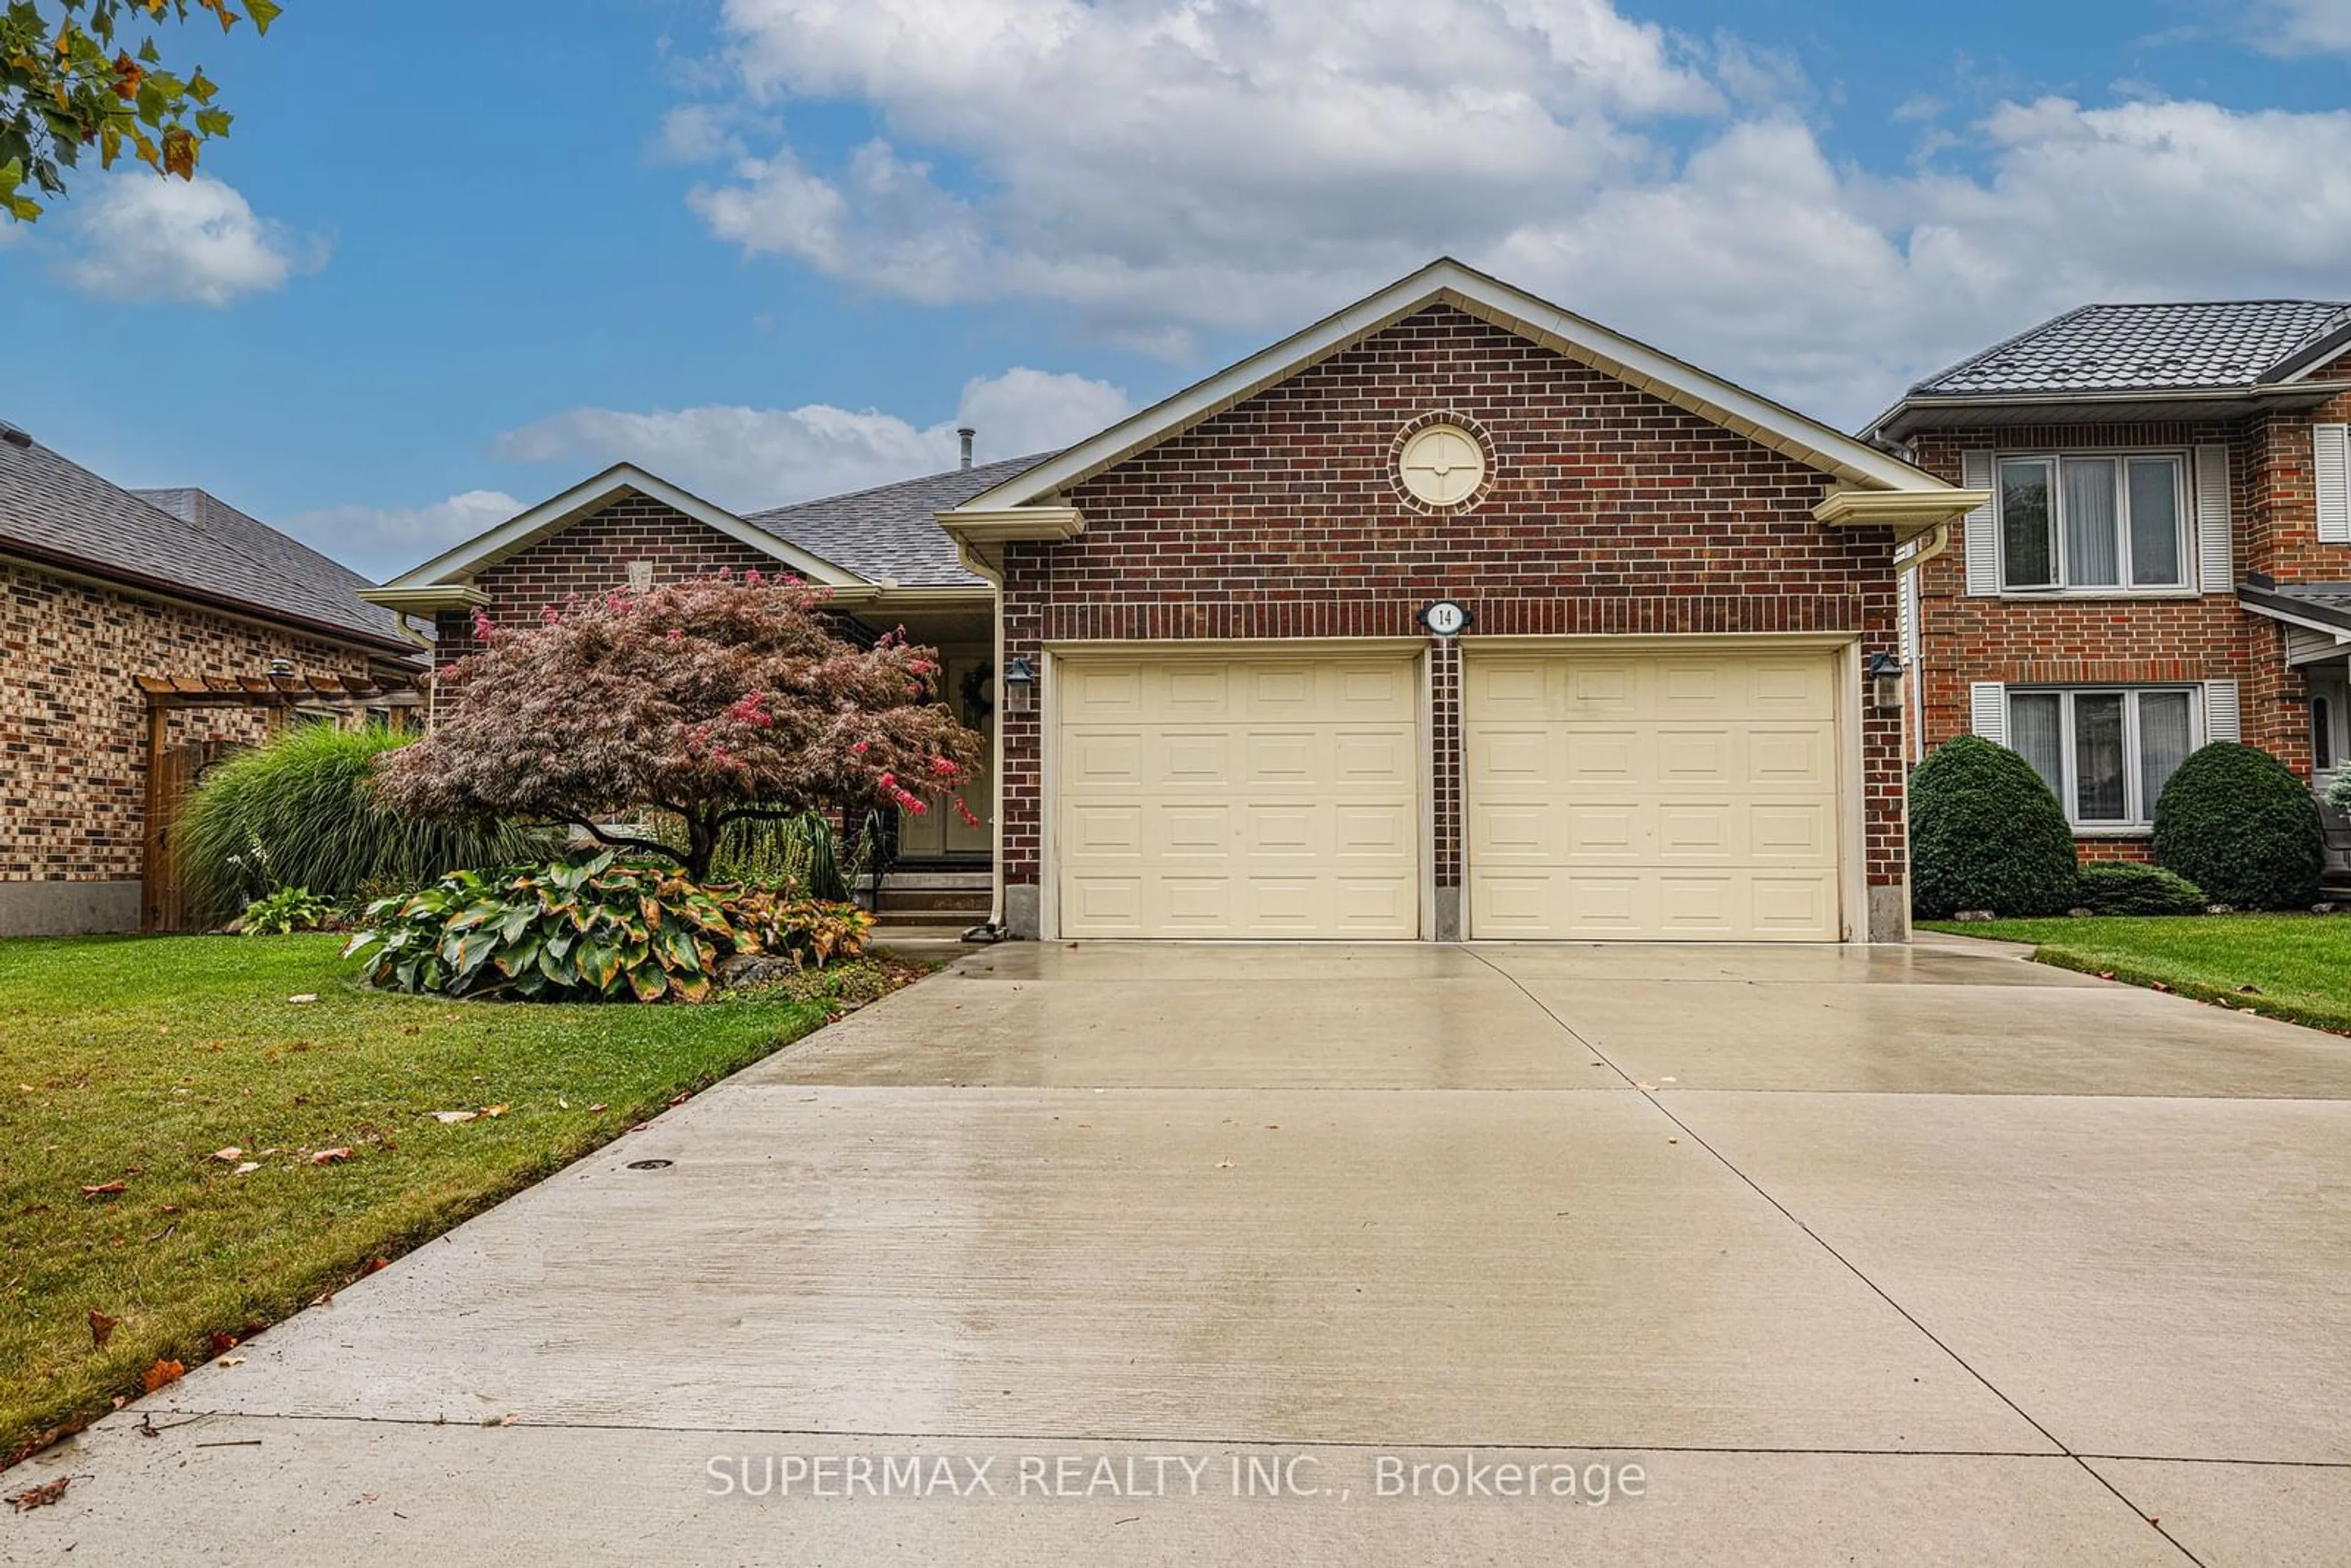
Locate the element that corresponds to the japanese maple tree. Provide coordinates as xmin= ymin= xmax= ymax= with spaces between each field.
xmin=377 ymin=571 xmax=984 ymax=883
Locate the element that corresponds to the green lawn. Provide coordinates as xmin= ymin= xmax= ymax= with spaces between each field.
xmin=1924 ymin=914 xmax=2351 ymax=1032
xmin=0 ymin=935 xmax=849 ymax=1466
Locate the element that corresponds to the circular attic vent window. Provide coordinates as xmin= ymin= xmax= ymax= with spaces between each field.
xmin=1397 ymin=422 xmax=1487 ymax=509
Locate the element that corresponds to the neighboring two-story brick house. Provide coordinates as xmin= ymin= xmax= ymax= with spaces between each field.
xmin=1867 ymin=303 xmax=2351 ymax=868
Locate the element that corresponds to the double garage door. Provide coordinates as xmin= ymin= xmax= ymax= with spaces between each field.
xmin=1052 ymin=644 xmax=1846 ymax=942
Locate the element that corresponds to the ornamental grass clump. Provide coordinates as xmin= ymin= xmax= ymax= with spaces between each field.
xmin=178 ymin=722 xmax=551 ymax=922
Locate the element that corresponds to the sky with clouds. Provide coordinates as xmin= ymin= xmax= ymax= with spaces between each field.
xmin=5 ymin=0 xmax=2351 ymax=579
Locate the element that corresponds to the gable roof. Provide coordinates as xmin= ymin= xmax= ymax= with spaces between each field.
xmin=950 ymin=257 xmax=1957 ymax=520
xmin=1910 ymin=301 xmax=2351 ymax=398
xmin=743 ymin=454 xmax=1051 ymax=588
xmin=378 ymin=463 xmax=866 ymax=591
xmin=0 ymin=430 xmax=413 ymax=654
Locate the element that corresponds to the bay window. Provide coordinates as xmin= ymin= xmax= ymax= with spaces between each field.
xmin=1997 ymin=454 xmax=2188 ymax=592
xmin=2008 ymin=688 xmax=2197 ymax=828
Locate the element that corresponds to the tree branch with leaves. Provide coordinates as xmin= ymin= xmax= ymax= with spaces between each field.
xmin=1 ymin=0 xmax=280 ymax=222
xmin=375 ymin=572 xmax=989 ymax=884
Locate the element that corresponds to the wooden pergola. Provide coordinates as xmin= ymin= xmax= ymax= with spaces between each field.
xmin=137 ymin=672 xmax=424 ymax=932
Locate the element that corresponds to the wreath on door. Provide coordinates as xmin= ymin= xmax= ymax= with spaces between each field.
xmin=958 ymin=661 xmax=995 ymax=729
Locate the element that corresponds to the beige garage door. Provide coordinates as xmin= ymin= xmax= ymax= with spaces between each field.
xmin=1054 ymin=650 xmax=1421 ymax=938
xmin=1465 ymin=647 xmax=1845 ymax=941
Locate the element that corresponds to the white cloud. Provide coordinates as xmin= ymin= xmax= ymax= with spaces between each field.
xmin=285 ymin=490 xmax=523 ymax=579
xmin=677 ymin=0 xmax=2351 ymax=427
xmin=2252 ymin=0 xmax=2351 ymax=55
xmin=491 ymin=367 xmax=1134 ymax=509
xmin=54 ymin=172 xmax=321 ymax=305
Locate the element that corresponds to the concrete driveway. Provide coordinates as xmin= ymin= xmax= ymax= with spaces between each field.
xmin=10 ymin=936 xmax=2351 ymax=1565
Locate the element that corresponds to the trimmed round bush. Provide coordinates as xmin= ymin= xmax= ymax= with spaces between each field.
xmin=2152 ymin=741 xmax=2325 ymax=910
xmin=2074 ymin=860 xmax=2205 ymax=916
xmin=1910 ymin=736 xmax=2080 ymax=919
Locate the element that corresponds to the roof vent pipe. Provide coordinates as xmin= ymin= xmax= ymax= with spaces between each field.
xmin=957 ymin=427 xmax=975 ymax=470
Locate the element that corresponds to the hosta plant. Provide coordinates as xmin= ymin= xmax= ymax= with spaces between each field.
xmin=721 ymin=891 xmax=874 ymax=969
xmin=239 ymin=885 xmax=334 ymax=936
xmin=346 ymin=852 xmax=737 ymax=1003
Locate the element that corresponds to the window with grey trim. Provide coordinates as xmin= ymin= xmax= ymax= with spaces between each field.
xmin=1997 ymin=454 xmax=2188 ymax=592
xmin=2007 ymin=688 xmax=2198 ymax=827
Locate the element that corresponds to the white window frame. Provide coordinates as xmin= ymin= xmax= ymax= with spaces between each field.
xmin=1995 ymin=450 xmax=2194 ymax=597
xmin=2005 ymin=685 xmax=2203 ymax=833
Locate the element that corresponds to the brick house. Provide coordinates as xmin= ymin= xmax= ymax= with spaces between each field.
xmin=1867 ymin=302 xmax=2351 ymax=869
xmin=366 ymin=457 xmax=1028 ymax=913
xmin=1 ymin=428 xmax=426 ymax=935
xmin=933 ymin=260 xmax=1979 ymax=942
xmin=382 ymin=260 xmax=1985 ymax=943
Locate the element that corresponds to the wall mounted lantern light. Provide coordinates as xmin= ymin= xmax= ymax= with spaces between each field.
xmin=1865 ymin=650 xmax=1905 ymax=715
xmin=1002 ymin=656 xmax=1039 ymax=714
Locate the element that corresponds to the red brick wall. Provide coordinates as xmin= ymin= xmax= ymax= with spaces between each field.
xmin=2244 ymin=387 xmax=2351 ymax=586
xmin=997 ymin=304 xmax=1903 ymax=909
xmin=432 ymin=492 xmax=783 ymax=658
xmin=1910 ymin=415 xmax=2331 ymax=847
xmin=1 ymin=556 xmax=387 ymax=883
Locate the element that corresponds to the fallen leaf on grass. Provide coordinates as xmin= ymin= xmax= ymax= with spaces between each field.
xmin=587 ymin=1103 xmax=607 ymax=1113
xmin=429 ymin=1111 xmax=479 ymax=1125
xmin=2151 ymin=981 xmax=2172 ymax=992
xmin=5 ymin=1477 xmax=69 ymax=1512
xmin=141 ymin=1358 xmax=186 ymax=1392
xmin=309 ymin=1148 xmax=353 ymax=1165
xmin=81 ymin=1180 xmax=126 ymax=1198
xmin=89 ymin=1310 xmax=119 ymax=1348
xmin=209 ymin=1147 xmax=244 ymax=1162
xmin=287 ymin=993 xmax=319 ymax=1004
xmin=209 ymin=1332 xmax=239 ymax=1355
xmin=482 ymin=1104 xmax=509 ymax=1117
xmin=666 ymin=1091 xmax=692 ymax=1108
xmin=233 ymin=1161 xmax=259 ymax=1175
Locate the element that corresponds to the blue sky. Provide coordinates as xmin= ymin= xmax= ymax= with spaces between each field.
xmin=4 ymin=0 xmax=2349 ymax=579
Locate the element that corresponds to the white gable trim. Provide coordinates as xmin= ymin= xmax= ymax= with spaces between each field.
xmin=946 ymin=258 xmax=1960 ymax=519
xmin=381 ymin=463 xmax=866 ymax=590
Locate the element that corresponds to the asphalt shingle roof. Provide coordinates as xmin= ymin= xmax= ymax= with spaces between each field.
xmin=743 ymin=453 xmax=1054 ymax=588
xmin=1911 ymin=301 xmax=2351 ymax=397
xmin=0 ymin=432 xmax=410 ymax=650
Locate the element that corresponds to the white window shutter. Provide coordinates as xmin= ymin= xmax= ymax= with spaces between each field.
xmin=2314 ymin=424 xmax=2350 ymax=544
xmin=2204 ymin=680 xmax=2240 ymax=744
xmin=1961 ymin=450 xmax=1997 ymax=596
xmin=1970 ymin=682 xmax=2008 ymax=745
xmin=2194 ymin=444 xmax=2233 ymax=591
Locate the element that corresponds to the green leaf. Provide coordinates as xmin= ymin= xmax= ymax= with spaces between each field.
xmin=247 ymin=0 xmax=282 ymax=34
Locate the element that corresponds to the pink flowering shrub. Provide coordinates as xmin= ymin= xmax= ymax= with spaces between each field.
xmin=379 ymin=572 xmax=985 ymax=881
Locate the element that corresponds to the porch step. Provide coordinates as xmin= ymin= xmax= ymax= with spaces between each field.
xmin=876 ymin=887 xmax=994 ymax=916
xmin=874 ymin=869 xmax=991 ymax=918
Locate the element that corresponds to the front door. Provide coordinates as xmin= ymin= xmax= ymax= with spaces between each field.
xmin=898 ymin=649 xmax=993 ymax=860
